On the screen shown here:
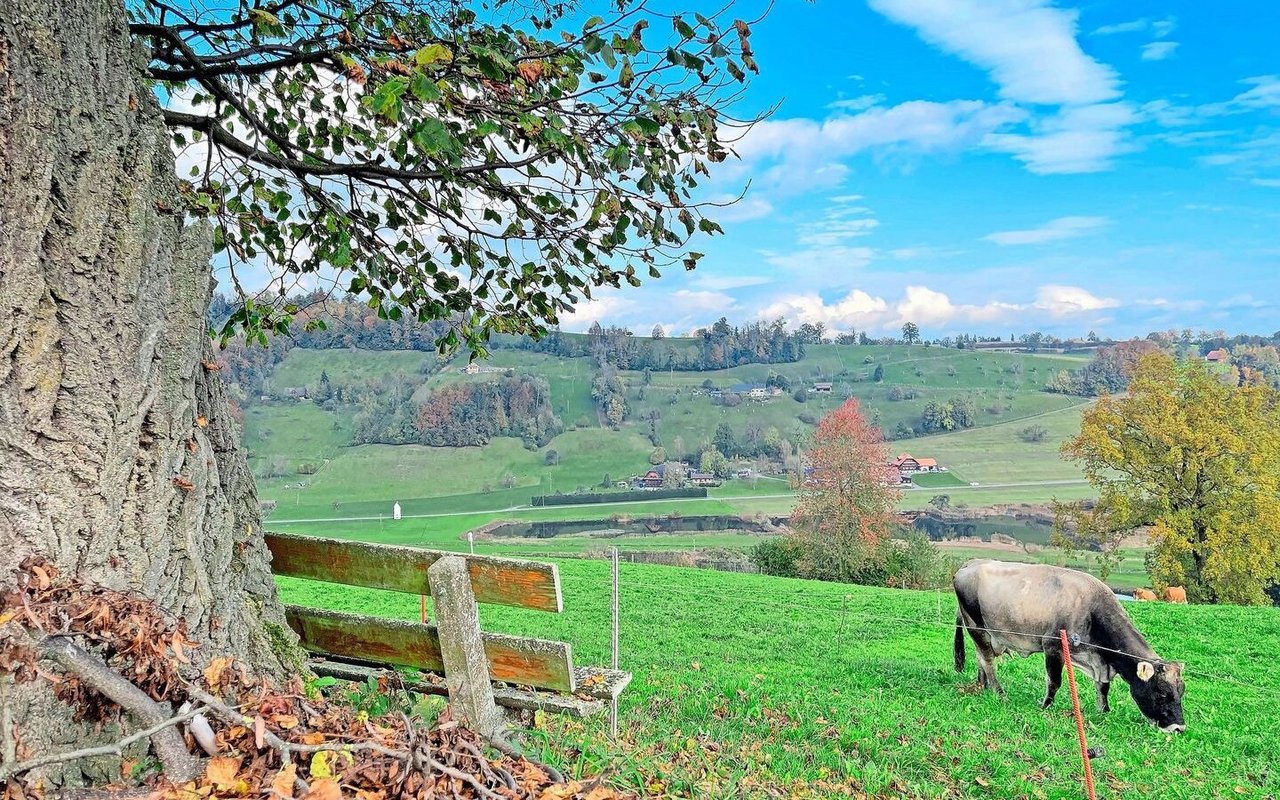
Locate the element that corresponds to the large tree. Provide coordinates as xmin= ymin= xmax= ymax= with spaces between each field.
xmin=1 ymin=0 xmax=760 ymax=784
xmin=788 ymin=399 xmax=900 ymax=583
xmin=1063 ymin=351 xmax=1280 ymax=604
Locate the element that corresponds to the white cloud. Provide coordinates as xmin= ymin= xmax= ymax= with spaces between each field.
xmin=760 ymin=290 xmax=892 ymax=331
xmin=868 ymin=0 xmax=1120 ymax=106
xmin=984 ymin=102 xmax=1137 ymax=173
xmin=691 ymin=274 xmax=774 ymax=291
xmin=709 ymin=195 xmax=775 ymax=222
xmin=1092 ymin=19 xmax=1149 ymax=36
xmin=983 ymin=215 xmax=1111 ymax=245
xmin=1032 ymin=285 xmax=1119 ymax=316
xmin=827 ymin=94 xmax=887 ymax=112
xmin=1092 ymin=17 xmax=1176 ymax=38
xmin=1141 ymin=42 xmax=1179 ymax=61
xmin=1253 ymin=178 xmax=1280 ymax=188
xmin=894 ymin=285 xmax=1021 ymax=325
xmin=731 ymin=100 xmax=1026 ymax=192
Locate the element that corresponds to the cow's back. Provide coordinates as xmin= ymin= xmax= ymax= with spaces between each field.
xmin=954 ymin=559 xmax=1114 ymax=653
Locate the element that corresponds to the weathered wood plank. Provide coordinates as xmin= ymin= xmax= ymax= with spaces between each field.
xmin=309 ymin=658 xmax=606 ymax=718
xmin=283 ymin=606 xmax=576 ymax=692
xmin=265 ymin=532 xmax=561 ymax=612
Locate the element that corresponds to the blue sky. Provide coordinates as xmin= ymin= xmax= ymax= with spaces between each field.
xmin=566 ymin=0 xmax=1280 ymax=340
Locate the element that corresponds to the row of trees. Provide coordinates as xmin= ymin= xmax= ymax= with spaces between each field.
xmin=351 ymin=375 xmax=561 ymax=449
xmin=495 ymin=317 xmax=809 ymax=371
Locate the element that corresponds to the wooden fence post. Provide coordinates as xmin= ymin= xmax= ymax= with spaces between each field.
xmin=428 ymin=556 xmax=503 ymax=738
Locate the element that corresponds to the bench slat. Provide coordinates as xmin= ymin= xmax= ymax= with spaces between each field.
xmin=266 ymin=532 xmax=562 ymax=612
xmin=284 ymin=606 xmax=576 ymax=692
xmin=309 ymin=658 xmax=607 ymax=718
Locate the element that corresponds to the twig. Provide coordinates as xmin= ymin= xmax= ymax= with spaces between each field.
xmin=0 ymin=706 xmax=204 ymax=782
xmin=34 ymin=637 xmax=200 ymax=782
xmin=1 ymin=674 xmax=15 ymax=766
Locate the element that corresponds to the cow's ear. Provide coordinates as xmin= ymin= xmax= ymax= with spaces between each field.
xmin=1137 ymin=661 xmax=1155 ymax=681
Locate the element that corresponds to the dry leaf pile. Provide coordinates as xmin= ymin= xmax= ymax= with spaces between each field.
xmin=1 ymin=561 xmax=633 ymax=800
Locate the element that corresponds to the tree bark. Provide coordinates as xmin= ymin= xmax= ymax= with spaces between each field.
xmin=1 ymin=0 xmax=300 ymax=784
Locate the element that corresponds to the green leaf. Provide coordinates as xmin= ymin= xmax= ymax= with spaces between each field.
xmin=414 ymin=43 xmax=453 ymax=66
xmin=583 ymin=15 xmax=605 ymax=32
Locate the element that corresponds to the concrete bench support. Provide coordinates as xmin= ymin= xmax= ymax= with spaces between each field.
xmin=428 ymin=555 xmax=503 ymax=737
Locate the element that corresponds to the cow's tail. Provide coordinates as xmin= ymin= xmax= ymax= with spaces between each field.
xmin=953 ymin=612 xmax=966 ymax=672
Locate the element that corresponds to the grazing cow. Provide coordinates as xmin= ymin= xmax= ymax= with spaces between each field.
xmin=953 ymin=559 xmax=1186 ymax=732
xmin=1134 ymin=589 xmax=1158 ymax=601
xmin=1162 ymin=586 xmax=1187 ymax=604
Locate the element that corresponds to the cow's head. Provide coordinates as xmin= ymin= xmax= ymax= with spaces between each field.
xmin=1129 ymin=660 xmax=1186 ymax=732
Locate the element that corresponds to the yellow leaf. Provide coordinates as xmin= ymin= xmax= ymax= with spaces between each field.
xmin=414 ymin=43 xmax=453 ymax=66
xmin=309 ymin=751 xmax=333 ymax=781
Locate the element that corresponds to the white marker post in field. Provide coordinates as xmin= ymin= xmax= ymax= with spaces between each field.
xmin=393 ymin=501 xmax=402 ymax=520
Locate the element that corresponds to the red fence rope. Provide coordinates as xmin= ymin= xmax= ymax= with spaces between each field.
xmin=1060 ymin=629 xmax=1099 ymax=800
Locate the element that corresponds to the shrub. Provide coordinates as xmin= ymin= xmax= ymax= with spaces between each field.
xmin=793 ymin=388 xmax=809 ymax=403
xmin=750 ymin=538 xmax=801 ymax=577
xmin=544 ymin=449 xmax=560 ymax=465
xmin=798 ymin=412 xmax=819 ymax=425
xmin=297 ymin=462 xmax=318 ymax=475
xmin=1019 ymin=424 xmax=1048 ymax=443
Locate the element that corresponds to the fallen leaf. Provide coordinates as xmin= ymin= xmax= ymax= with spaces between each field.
xmin=273 ymin=713 xmax=300 ymax=730
xmin=255 ymin=716 xmax=266 ymax=749
xmin=271 ymin=763 xmax=297 ymax=799
xmin=975 ymin=776 xmax=991 ymax=788
xmin=196 ymin=415 xmax=208 ymax=427
xmin=204 ymin=656 xmax=233 ymax=691
xmin=205 ymin=756 xmax=241 ymax=788
xmin=303 ymin=779 xmax=341 ymax=800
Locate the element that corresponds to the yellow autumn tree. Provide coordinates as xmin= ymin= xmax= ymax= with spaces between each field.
xmin=1063 ymin=351 xmax=1280 ymax=604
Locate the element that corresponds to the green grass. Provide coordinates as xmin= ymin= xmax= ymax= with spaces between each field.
xmin=270 ymin=347 xmax=435 ymax=389
xmin=278 ymin=560 xmax=1280 ymax=798
xmin=916 ymin=403 xmax=1092 ymax=485
xmin=907 ymin=471 xmax=968 ymax=489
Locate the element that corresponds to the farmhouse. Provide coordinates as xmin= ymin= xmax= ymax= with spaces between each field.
xmin=730 ymin=382 xmax=770 ymax=400
xmin=1205 ymin=348 xmax=1229 ymax=363
xmin=688 ymin=471 xmax=720 ymax=487
xmin=462 ymin=362 xmax=481 ymax=374
xmin=812 ymin=381 xmax=833 ymax=393
xmin=890 ymin=454 xmax=940 ymax=473
xmin=284 ymin=386 xmax=308 ymax=399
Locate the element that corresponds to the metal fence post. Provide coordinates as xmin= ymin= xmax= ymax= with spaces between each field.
xmin=610 ymin=546 xmax=620 ymax=739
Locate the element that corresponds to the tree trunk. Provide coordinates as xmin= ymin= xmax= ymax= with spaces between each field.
xmin=1 ymin=0 xmax=300 ymax=784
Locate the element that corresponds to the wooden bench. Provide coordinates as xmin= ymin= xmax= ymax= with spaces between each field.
xmin=265 ymin=532 xmax=631 ymax=737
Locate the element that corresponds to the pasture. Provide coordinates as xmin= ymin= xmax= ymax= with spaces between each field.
xmin=278 ymin=559 xmax=1280 ymax=798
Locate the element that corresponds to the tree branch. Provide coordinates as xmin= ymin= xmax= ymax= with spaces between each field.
xmin=28 ymin=637 xmax=200 ymax=783
xmin=0 ymin=705 xmax=204 ymax=782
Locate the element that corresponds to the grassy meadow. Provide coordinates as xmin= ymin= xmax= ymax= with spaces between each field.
xmin=278 ymin=559 xmax=1280 ymax=798
xmin=249 ymin=343 xmax=1094 ymax=526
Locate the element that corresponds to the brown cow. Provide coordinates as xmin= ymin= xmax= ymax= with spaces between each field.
xmin=1161 ymin=586 xmax=1187 ymax=604
xmin=1134 ymin=589 xmax=1157 ymax=601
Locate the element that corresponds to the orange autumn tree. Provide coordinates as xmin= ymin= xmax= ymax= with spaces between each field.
xmin=789 ymin=398 xmax=902 ymax=582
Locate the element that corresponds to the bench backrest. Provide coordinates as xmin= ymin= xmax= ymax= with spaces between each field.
xmin=265 ymin=532 xmax=576 ymax=692
xmin=265 ymin=532 xmax=562 ymax=612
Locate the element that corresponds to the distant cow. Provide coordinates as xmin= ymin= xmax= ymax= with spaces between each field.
xmin=1162 ymin=586 xmax=1187 ymax=604
xmin=1134 ymin=589 xmax=1158 ymax=601
xmin=954 ymin=559 xmax=1186 ymax=732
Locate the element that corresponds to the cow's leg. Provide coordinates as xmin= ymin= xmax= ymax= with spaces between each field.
xmin=965 ymin=626 xmax=1005 ymax=697
xmin=1096 ymin=680 xmax=1111 ymax=713
xmin=1042 ymin=648 xmax=1064 ymax=709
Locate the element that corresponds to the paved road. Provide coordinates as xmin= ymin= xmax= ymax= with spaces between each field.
xmin=268 ymin=478 xmax=1090 ymax=525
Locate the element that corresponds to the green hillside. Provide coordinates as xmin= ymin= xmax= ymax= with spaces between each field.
xmin=279 ymin=559 xmax=1280 ymax=798
xmin=245 ymin=343 xmax=1096 ymax=531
